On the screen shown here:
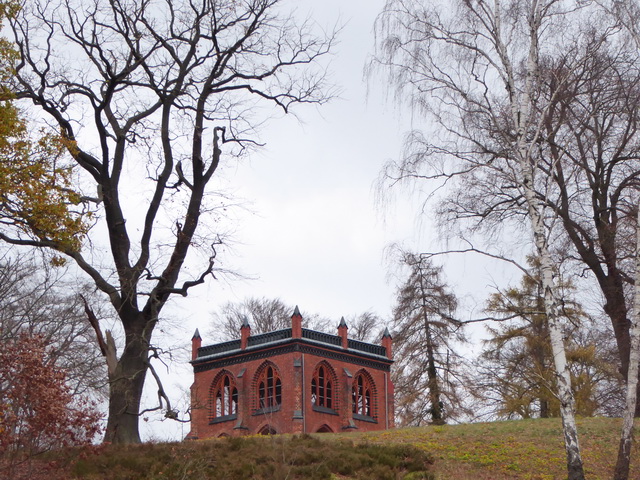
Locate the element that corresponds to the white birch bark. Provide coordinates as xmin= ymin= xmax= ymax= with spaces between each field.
xmin=614 ymin=202 xmax=640 ymax=479
xmin=497 ymin=0 xmax=585 ymax=477
xmin=376 ymin=1 xmax=589 ymax=474
xmin=519 ymin=160 xmax=585 ymax=480
xmin=598 ymin=4 xmax=640 ymax=477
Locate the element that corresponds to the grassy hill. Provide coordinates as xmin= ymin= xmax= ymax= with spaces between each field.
xmin=360 ymin=417 xmax=639 ymax=479
xmin=16 ymin=417 xmax=640 ymax=480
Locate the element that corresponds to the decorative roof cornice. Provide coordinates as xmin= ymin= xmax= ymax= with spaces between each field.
xmin=193 ymin=326 xmax=391 ymax=368
xmin=192 ymin=341 xmax=392 ymax=374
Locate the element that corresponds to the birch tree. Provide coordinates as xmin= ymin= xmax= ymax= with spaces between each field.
xmin=371 ymin=1 xmax=610 ymax=477
xmin=2 ymin=0 xmax=335 ymax=444
xmin=614 ymin=203 xmax=640 ymax=479
xmin=594 ymin=2 xmax=640 ymax=478
xmin=436 ymin=34 xmax=640 ymax=419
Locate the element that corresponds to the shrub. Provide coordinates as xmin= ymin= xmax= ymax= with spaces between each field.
xmin=0 ymin=333 xmax=101 ymax=478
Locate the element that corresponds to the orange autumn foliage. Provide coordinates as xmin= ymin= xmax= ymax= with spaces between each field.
xmin=0 ymin=1 xmax=90 ymax=256
xmin=0 ymin=334 xmax=101 ymax=478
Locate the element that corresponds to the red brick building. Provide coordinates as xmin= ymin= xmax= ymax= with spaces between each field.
xmin=187 ymin=307 xmax=394 ymax=438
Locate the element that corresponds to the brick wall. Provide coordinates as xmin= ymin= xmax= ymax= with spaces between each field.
xmin=188 ymin=345 xmax=393 ymax=439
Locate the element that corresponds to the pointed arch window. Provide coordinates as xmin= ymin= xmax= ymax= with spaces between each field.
xmin=210 ymin=372 xmax=238 ymax=423
xmin=352 ymin=372 xmax=375 ymax=420
xmin=258 ymin=425 xmax=277 ymax=435
xmin=311 ymin=363 xmax=337 ymax=413
xmin=256 ymin=365 xmax=282 ymax=412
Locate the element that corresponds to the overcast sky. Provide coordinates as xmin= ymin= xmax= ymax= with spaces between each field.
xmin=142 ymin=0 xmax=521 ymax=441
xmin=177 ymin=0 xmax=420 ymax=333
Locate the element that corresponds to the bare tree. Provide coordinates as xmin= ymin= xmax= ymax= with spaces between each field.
xmin=379 ymin=12 xmax=640 ymax=478
xmin=591 ymin=4 xmax=640 ymax=477
xmin=390 ymin=251 xmax=464 ymax=426
xmin=436 ymin=38 xmax=640 ymax=417
xmin=427 ymin=2 xmax=640 ymax=476
xmin=2 ymin=0 xmax=335 ymax=444
xmin=413 ymin=44 xmax=640 ymax=477
xmin=210 ymin=297 xmax=331 ymax=340
xmin=343 ymin=311 xmax=382 ymax=343
xmin=370 ymin=1 xmax=622 ymax=477
xmin=212 ymin=297 xmax=295 ymax=340
xmin=210 ymin=297 xmax=380 ymax=346
xmin=0 ymin=250 xmax=107 ymax=399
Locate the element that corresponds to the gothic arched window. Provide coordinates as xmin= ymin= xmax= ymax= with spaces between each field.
xmin=311 ymin=363 xmax=336 ymax=411
xmin=256 ymin=364 xmax=282 ymax=410
xmin=210 ymin=372 xmax=238 ymax=422
xmin=352 ymin=371 xmax=374 ymax=418
xmin=258 ymin=425 xmax=277 ymax=435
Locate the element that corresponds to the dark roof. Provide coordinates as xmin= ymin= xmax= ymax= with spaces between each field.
xmin=193 ymin=327 xmax=389 ymax=363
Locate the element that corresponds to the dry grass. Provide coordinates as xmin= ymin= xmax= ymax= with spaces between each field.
xmin=48 ymin=434 xmax=433 ymax=480
xmin=11 ymin=417 xmax=639 ymax=480
xmin=359 ymin=417 xmax=639 ymax=480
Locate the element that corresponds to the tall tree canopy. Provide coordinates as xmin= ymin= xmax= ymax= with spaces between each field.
xmin=478 ymin=256 xmax=623 ymax=420
xmin=371 ymin=0 xmax=640 ymax=477
xmin=435 ymin=39 xmax=640 ymax=407
xmin=0 ymin=252 xmax=107 ymax=398
xmin=1 ymin=0 xmax=335 ymax=444
xmin=390 ymin=251 xmax=464 ymax=426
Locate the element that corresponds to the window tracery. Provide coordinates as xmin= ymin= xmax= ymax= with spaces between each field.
xmin=210 ymin=372 xmax=238 ymax=421
xmin=311 ymin=363 xmax=336 ymax=410
xmin=352 ymin=371 xmax=374 ymax=418
xmin=256 ymin=364 xmax=282 ymax=410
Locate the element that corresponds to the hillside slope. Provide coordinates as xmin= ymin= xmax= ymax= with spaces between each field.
xmin=10 ymin=417 xmax=639 ymax=480
xmin=361 ymin=417 xmax=639 ymax=479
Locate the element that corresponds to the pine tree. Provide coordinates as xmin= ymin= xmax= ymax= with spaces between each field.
xmin=478 ymin=256 xmax=622 ymax=419
xmin=391 ymin=252 xmax=464 ymax=425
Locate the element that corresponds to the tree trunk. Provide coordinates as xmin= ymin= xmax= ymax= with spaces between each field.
xmin=530 ymin=206 xmax=585 ymax=479
xmin=424 ymin=319 xmax=443 ymax=424
xmin=522 ymin=181 xmax=585 ymax=478
xmin=598 ymin=274 xmax=640 ymax=417
xmin=539 ymin=399 xmax=549 ymax=419
xmin=613 ymin=204 xmax=640 ymax=480
xmin=508 ymin=3 xmax=584 ymax=473
xmin=104 ymin=317 xmax=152 ymax=444
xmin=532 ymin=287 xmax=550 ymax=419
xmin=557 ymin=206 xmax=638 ymax=413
